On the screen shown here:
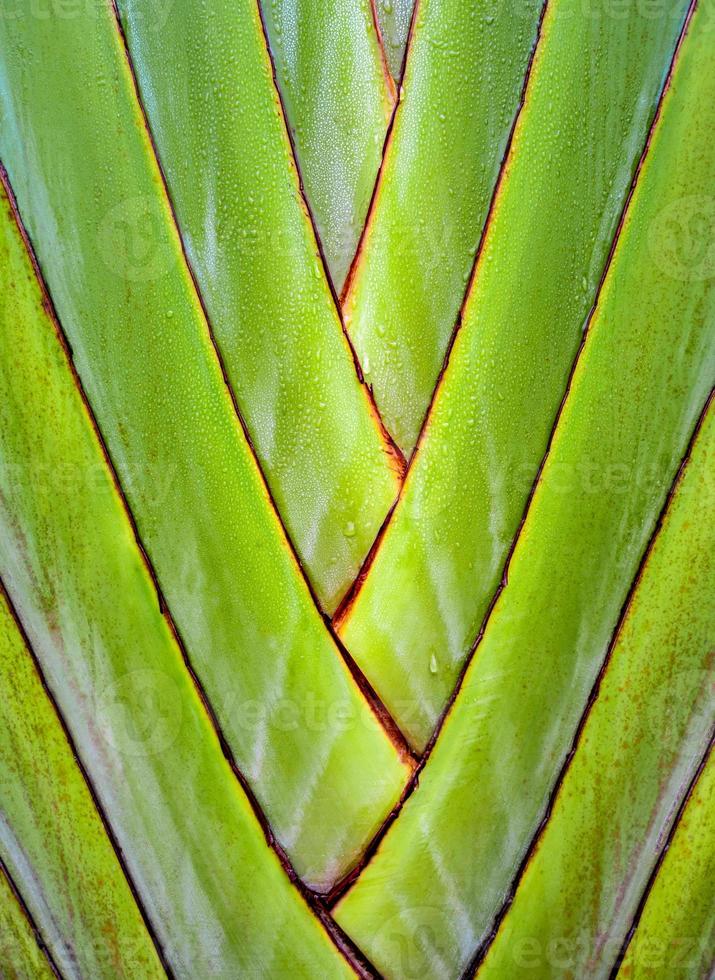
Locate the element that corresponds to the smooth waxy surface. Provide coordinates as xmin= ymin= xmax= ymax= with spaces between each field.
xmin=0 ymin=866 xmax=55 ymax=980
xmin=374 ymin=0 xmax=414 ymax=79
xmin=260 ymin=0 xmax=394 ymax=290
xmin=618 ymin=751 xmax=715 ymax=979
xmin=0 ymin=588 xmax=164 ymax=979
xmin=0 ymin=1 xmax=407 ymax=889
xmin=340 ymin=0 xmax=692 ymax=749
xmin=0 ymin=181 xmax=355 ymax=975
xmin=335 ymin=5 xmax=715 ymax=972
xmin=343 ymin=0 xmax=544 ymax=452
xmin=480 ymin=400 xmax=715 ymax=978
xmin=117 ymin=0 xmax=399 ymax=611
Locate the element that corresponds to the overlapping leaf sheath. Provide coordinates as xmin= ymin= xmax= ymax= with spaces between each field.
xmin=0 ymin=3 xmax=408 ymax=890
xmin=479 ymin=401 xmax=715 ymax=977
xmin=373 ymin=0 xmax=414 ymax=79
xmin=618 ymin=752 xmax=715 ymax=979
xmin=339 ymin=0 xmax=692 ymax=748
xmin=0 ymin=866 xmax=55 ymax=979
xmin=114 ymin=0 xmax=400 ymax=612
xmin=260 ymin=0 xmax=395 ymax=290
xmin=0 ymin=589 xmax=164 ymax=978
xmin=335 ymin=4 xmax=715 ymax=972
xmin=0 ymin=184 xmax=356 ymax=975
xmin=343 ymin=0 xmax=544 ymax=452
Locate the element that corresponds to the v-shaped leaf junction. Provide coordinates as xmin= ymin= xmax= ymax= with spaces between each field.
xmin=0 ymin=0 xmax=713 ymax=977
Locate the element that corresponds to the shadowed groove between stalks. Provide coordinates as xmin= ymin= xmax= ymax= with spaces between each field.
xmin=328 ymin=3 xmax=697 ymax=900
xmin=0 ymin=160 xmax=376 ymax=978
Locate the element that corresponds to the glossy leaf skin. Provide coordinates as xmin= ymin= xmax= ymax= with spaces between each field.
xmin=0 ymin=589 xmax=164 ymax=979
xmin=343 ymin=0 xmax=544 ymax=453
xmin=116 ymin=0 xmax=400 ymax=612
xmin=334 ymin=5 xmax=715 ymax=973
xmin=340 ymin=0 xmax=692 ymax=749
xmin=618 ymin=752 xmax=715 ymax=980
xmin=0 ymin=182 xmax=356 ymax=977
xmin=479 ymin=400 xmax=715 ymax=978
xmin=0 ymin=866 xmax=55 ymax=980
xmin=0 ymin=2 xmax=408 ymax=889
xmin=260 ymin=0 xmax=394 ymax=291
xmin=373 ymin=0 xmax=414 ymax=79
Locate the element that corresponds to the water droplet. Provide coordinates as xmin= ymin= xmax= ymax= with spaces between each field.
xmin=429 ymin=653 xmax=438 ymax=674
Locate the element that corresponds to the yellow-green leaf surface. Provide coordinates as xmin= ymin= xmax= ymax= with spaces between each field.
xmin=340 ymin=0 xmax=693 ymax=748
xmin=0 ymin=1 xmax=408 ymax=890
xmin=0 ymin=180 xmax=356 ymax=976
xmin=115 ymin=0 xmax=400 ymax=612
xmin=618 ymin=750 xmax=715 ymax=980
xmin=0 ymin=587 xmax=164 ymax=979
xmin=0 ymin=180 xmax=359 ymax=976
xmin=335 ymin=3 xmax=715 ymax=972
xmin=374 ymin=0 xmax=414 ymax=79
xmin=260 ymin=0 xmax=395 ymax=290
xmin=0 ymin=865 xmax=55 ymax=980
xmin=479 ymin=399 xmax=715 ymax=978
xmin=343 ymin=0 xmax=545 ymax=452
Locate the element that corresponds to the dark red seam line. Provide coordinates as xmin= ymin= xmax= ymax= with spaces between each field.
xmin=0 ymin=163 xmax=169 ymax=627
xmin=332 ymin=0 xmax=549 ymax=628
xmin=369 ymin=0 xmax=397 ymax=101
xmin=465 ymin=385 xmax=713 ymax=979
xmin=329 ymin=0 xmax=697 ymax=901
xmin=253 ymin=0 xmax=403 ymax=469
xmin=108 ymin=1 xmax=410 ymax=760
xmin=325 ymin=754 xmax=421 ymax=908
xmin=0 ymin=160 xmax=374 ymax=976
xmin=0 ymin=854 xmax=63 ymax=979
xmin=332 ymin=492 xmax=398 ymax=629
xmin=609 ymin=732 xmax=715 ymax=979
xmin=0 ymin=579 xmax=174 ymax=980
xmin=328 ymin=619 xmax=418 ymax=767
xmin=393 ymin=0 xmax=420 ymax=88
xmin=339 ymin=0 xmax=421 ymax=307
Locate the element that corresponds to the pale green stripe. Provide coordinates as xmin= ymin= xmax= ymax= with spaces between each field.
xmin=260 ymin=0 xmax=394 ymax=290
xmin=618 ymin=753 xmax=715 ymax=980
xmin=0 ymin=588 xmax=165 ymax=979
xmin=0 ymin=865 xmax=55 ymax=980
